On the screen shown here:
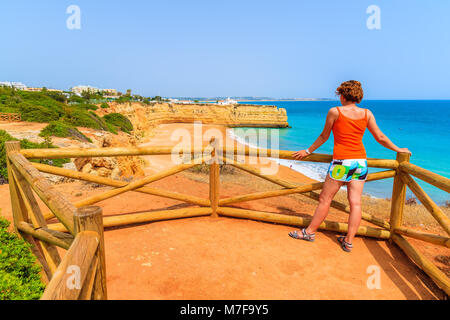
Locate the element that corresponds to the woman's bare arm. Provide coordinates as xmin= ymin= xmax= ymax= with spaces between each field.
xmin=367 ymin=110 xmax=411 ymax=155
xmin=292 ymin=108 xmax=338 ymax=160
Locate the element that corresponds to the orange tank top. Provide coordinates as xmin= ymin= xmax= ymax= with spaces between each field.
xmin=332 ymin=107 xmax=368 ymax=159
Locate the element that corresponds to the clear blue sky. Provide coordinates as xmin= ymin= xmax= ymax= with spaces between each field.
xmin=1 ymin=0 xmax=449 ymax=99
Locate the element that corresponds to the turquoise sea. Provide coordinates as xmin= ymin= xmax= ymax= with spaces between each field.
xmin=233 ymin=100 xmax=450 ymax=205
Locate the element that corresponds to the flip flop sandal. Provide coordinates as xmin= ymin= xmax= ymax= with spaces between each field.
xmin=337 ymin=236 xmax=353 ymax=252
xmin=288 ymin=228 xmax=315 ymax=242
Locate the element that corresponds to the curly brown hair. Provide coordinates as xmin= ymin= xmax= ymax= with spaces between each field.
xmin=336 ymin=80 xmax=364 ymax=103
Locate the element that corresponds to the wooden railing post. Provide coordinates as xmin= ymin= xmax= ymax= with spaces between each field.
xmin=389 ymin=152 xmax=411 ymax=237
xmin=5 ymin=141 xmax=29 ymax=234
xmin=74 ymin=206 xmax=107 ymax=300
xmin=5 ymin=141 xmax=53 ymax=283
xmin=209 ymin=139 xmax=220 ymax=218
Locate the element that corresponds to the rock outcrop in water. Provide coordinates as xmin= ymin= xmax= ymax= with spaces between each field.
xmin=96 ymin=102 xmax=289 ymax=138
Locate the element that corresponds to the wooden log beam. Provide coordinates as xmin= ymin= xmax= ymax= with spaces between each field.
xmin=32 ymin=162 xmax=210 ymax=209
xmin=78 ymin=255 xmax=99 ymax=300
xmin=40 ymin=231 xmax=100 ymax=300
xmin=219 ymin=180 xmax=324 ymax=206
xmin=20 ymin=146 xmax=206 ymax=159
xmin=11 ymin=166 xmax=62 ymax=274
xmin=217 ymin=207 xmax=390 ymax=239
xmin=394 ymin=226 xmax=450 ymax=248
xmin=20 ymin=145 xmax=398 ymax=169
xmin=399 ymin=162 xmax=450 ymax=193
xmin=17 ymin=222 xmax=74 ymax=250
xmin=6 ymin=142 xmax=52 ymax=282
xmin=74 ymin=155 xmax=211 ymax=208
xmin=221 ymin=146 xmax=399 ymax=169
xmin=5 ymin=142 xmax=29 ymax=233
xmin=392 ymin=234 xmax=450 ymax=296
xmin=209 ymin=140 xmax=220 ymax=218
xmin=47 ymin=207 xmax=213 ymax=232
xmin=7 ymin=150 xmax=76 ymax=234
xmin=74 ymin=206 xmax=107 ymax=300
xmin=389 ymin=152 xmax=410 ymax=236
xmin=223 ymin=155 xmax=298 ymax=188
xmin=223 ymin=155 xmax=391 ymax=229
xmin=400 ymin=173 xmax=450 ymax=235
xmin=219 ymin=170 xmax=396 ymax=206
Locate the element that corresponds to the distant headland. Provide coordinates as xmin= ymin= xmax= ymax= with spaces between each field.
xmin=170 ymin=97 xmax=336 ymax=102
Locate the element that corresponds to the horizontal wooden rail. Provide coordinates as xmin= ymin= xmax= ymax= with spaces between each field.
xmin=222 ymin=146 xmax=399 ymax=169
xmin=17 ymin=222 xmax=74 ymax=249
xmin=219 ymin=170 xmax=396 ymax=206
xmin=217 ymin=207 xmax=390 ymax=239
xmin=20 ymin=146 xmax=209 ymax=159
xmin=394 ymin=226 xmax=450 ymax=248
xmin=32 ymin=162 xmax=210 ymax=209
xmin=392 ymin=234 xmax=450 ymax=296
xmin=41 ymin=231 xmax=99 ymax=300
xmin=8 ymin=151 xmax=76 ymax=235
xmin=20 ymin=146 xmax=398 ymax=169
xmin=399 ymin=162 xmax=450 ymax=193
xmin=47 ymin=207 xmax=213 ymax=232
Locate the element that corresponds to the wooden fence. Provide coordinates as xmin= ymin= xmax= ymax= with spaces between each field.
xmin=5 ymin=139 xmax=450 ymax=299
xmin=0 ymin=112 xmax=21 ymax=122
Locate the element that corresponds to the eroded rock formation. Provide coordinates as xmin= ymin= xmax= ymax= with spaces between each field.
xmin=72 ymin=130 xmax=145 ymax=181
xmin=96 ymin=102 xmax=289 ymax=139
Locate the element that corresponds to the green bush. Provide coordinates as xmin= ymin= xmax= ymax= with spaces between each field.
xmin=0 ymin=217 xmax=45 ymax=300
xmin=0 ymin=87 xmax=141 ymax=136
xmin=105 ymin=122 xmax=118 ymax=134
xmin=0 ymin=130 xmax=70 ymax=181
xmin=39 ymin=121 xmax=92 ymax=142
xmin=62 ymin=110 xmax=109 ymax=131
xmin=103 ymin=113 xmax=133 ymax=134
xmin=0 ymin=130 xmax=12 ymax=182
xmin=115 ymin=95 xmax=133 ymax=104
xmin=68 ymin=94 xmax=85 ymax=104
xmin=19 ymin=104 xmax=60 ymax=123
xmin=72 ymin=103 xmax=98 ymax=111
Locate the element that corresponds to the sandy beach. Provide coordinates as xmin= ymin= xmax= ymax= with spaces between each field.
xmin=138 ymin=122 xmax=317 ymax=184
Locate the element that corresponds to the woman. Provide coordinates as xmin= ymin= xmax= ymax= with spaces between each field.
xmin=289 ymin=80 xmax=411 ymax=252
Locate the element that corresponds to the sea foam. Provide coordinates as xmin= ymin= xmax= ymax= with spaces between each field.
xmin=227 ymin=129 xmax=328 ymax=182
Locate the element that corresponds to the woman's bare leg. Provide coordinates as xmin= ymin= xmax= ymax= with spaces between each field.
xmin=305 ymin=175 xmax=344 ymax=234
xmin=345 ymin=180 xmax=365 ymax=243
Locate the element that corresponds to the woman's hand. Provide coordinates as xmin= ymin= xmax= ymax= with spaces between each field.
xmin=397 ymin=148 xmax=412 ymax=156
xmin=292 ymin=150 xmax=310 ymax=160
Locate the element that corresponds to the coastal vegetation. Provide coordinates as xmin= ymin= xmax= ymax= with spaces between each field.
xmin=0 ymin=86 xmax=133 ymax=135
xmin=0 ymin=130 xmax=69 ymax=182
xmin=0 ymin=216 xmax=45 ymax=300
xmin=39 ymin=121 xmax=92 ymax=142
xmin=102 ymin=113 xmax=133 ymax=134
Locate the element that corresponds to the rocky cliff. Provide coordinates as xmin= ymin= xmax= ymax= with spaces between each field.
xmin=96 ymin=102 xmax=289 ymax=138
